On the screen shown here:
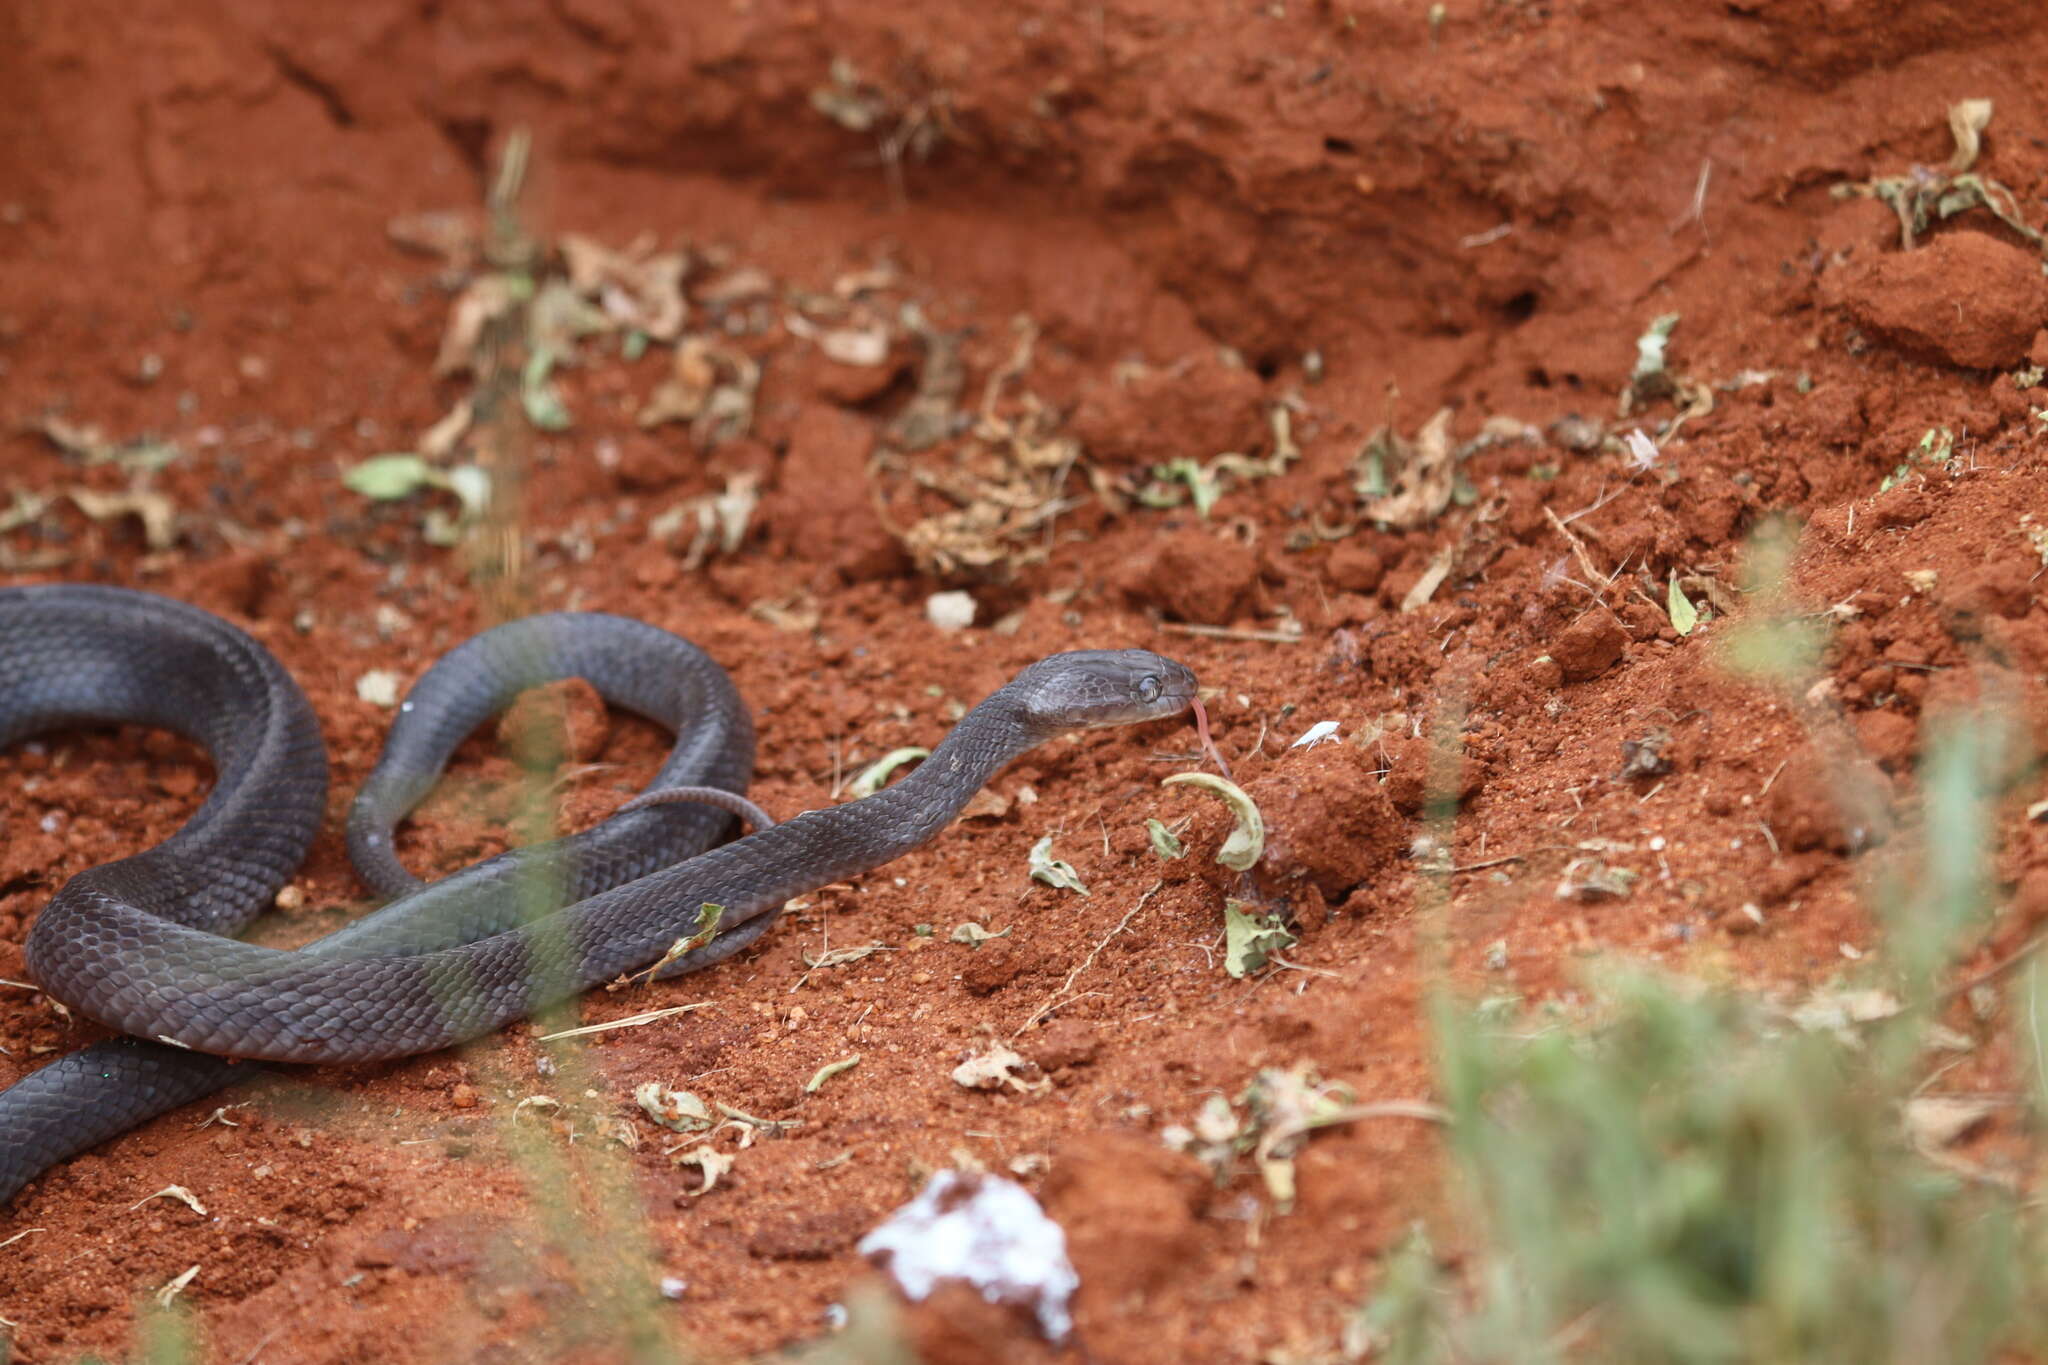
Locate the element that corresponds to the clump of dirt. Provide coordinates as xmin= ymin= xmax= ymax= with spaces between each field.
xmin=6 ymin=2 xmax=2048 ymax=1363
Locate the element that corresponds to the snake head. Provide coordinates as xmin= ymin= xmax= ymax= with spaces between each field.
xmin=1010 ymin=649 xmax=1198 ymax=731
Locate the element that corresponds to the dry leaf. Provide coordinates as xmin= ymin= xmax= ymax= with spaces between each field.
xmin=70 ymin=487 xmax=177 ymax=549
xmin=1400 ymin=546 xmax=1456 ymax=613
xmin=385 ymin=210 xmax=479 ymax=266
xmin=674 ymin=1145 xmax=736 ymax=1195
xmin=129 ymin=1185 xmax=206 ymax=1216
xmin=418 ymin=399 xmax=473 ymax=460
xmin=635 ymin=1080 xmax=714 ymax=1133
xmin=1948 ymin=98 xmax=1994 ymax=174
xmin=560 ymin=234 xmax=688 ymax=340
xmin=951 ymin=1042 xmax=1050 ymax=1094
xmin=435 ymin=275 xmax=516 ymax=376
xmin=1359 ymin=408 xmax=1455 ymax=529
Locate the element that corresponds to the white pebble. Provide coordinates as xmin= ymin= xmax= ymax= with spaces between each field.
xmin=926 ymin=591 xmax=977 ymax=633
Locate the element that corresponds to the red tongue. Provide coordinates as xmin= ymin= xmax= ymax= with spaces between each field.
xmin=1189 ymin=695 xmax=1233 ymax=781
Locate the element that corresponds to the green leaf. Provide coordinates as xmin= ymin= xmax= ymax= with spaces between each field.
xmin=343 ymin=454 xmax=441 ymax=500
xmin=1155 ymin=457 xmax=1222 ymax=517
xmin=1666 ymin=571 xmax=1699 ymax=636
xmin=521 ymin=348 xmax=573 ymax=431
xmin=804 ymin=1055 xmax=861 ymax=1094
xmin=848 ymin=747 xmax=929 ymax=798
xmin=1146 ymin=818 xmax=1186 ymax=861
xmin=1028 ymin=834 xmax=1089 ymax=896
xmin=1162 ymin=772 xmax=1266 ymax=870
xmin=1223 ymin=899 xmax=1296 ymax=978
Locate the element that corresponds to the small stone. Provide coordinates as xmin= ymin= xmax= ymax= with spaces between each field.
xmin=926 ymin=591 xmax=977 ymax=632
xmin=450 ymin=1083 xmax=478 ymax=1110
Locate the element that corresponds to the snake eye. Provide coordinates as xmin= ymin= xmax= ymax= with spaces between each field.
xmin=1137 ymin=674 xmax=1162 ymax=704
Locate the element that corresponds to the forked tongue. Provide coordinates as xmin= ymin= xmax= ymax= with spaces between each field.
xmin=1188 ymin=693 xmax=1232 ymax=781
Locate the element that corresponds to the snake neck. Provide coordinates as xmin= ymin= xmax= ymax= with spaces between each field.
xmin=704 ymin=696 xmax=1048 ymax=915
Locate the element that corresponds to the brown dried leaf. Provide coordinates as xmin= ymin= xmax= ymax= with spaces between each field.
xmin=560 ymin=233 xmax=688 ymax=340
xmin=1904 ymin=1095 xmax=2001 ymax=1151
xmin=434 ymin=276 xmax=515 ymax=377
xmin=386 ymin=210 xmax=480 ymax=267
xmin=1948 ymin=98 xmax=1994 ymax=174
xmin=70 ymin=487 xmax=177 ymax=549
xmin=1400 ymin=546 xmax=1455 ymax=613
xmin=1359 ymin=408 xmax=1455 ymax=529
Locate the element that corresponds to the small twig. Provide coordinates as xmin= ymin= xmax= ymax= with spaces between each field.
xmin=1757 ymin=759 xmax=1789 ymax=798
xmin=1014 ymin=880 xmax=1164 ymax=1038
xmin=536 ymin=1002 xmax=714 ymax=1042
xmin=1542 ymin=505 xmax=1615 ymax=589
xmin=1257 ymin=1099 xmax=1450 ymax=1156
xmin=1157 ymin=622 xmax=1304 ymax=644
xmin=1933 ymin=931 xmax=2048 ymax=1007
xmin=1448 ymin=851 xmax=1541 ymax=874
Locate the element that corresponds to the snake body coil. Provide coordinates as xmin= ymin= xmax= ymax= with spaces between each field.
xmin=0 ymin=584 xmax=1194 ymax=1204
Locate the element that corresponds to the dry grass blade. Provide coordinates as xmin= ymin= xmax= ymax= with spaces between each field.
xmin=536 ymin=1002 xmax=714 ymax=1041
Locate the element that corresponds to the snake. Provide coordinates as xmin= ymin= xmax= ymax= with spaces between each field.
xmin=0 ymin=584 xmax=1197 ymax=1204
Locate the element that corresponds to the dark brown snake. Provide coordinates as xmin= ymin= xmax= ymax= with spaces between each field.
xmin=0 ymin=584 xmax=1196 ymax=1204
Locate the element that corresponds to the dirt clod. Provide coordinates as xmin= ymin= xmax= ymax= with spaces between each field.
xmin=1552 ymin=612 xmax=1630 ymax=683
xmin=1827 ymin=231 xmax=2048 ymax=370
xmin=1120 ymin=528 xmax=1260 ymax=624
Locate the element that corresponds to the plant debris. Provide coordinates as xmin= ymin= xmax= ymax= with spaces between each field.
xmin=1145 ymin=818 xmax=1186 ymax=861
xmin=1354 ymin=408 xmax=1456 ymax=529
xmin=1618 ymin=729 xmax=1674 ymax=781
xmin=635 ymin=1081 xmax=714 ymax=1133
xmin=1161 ymin=772 xmax=1266 ymax=871
xmin=1666 ymin=572 xmax=1701 ymax=635
xmin=1834 ymin=99 xmax=2045 ymax=250
xmin=1289 ymin=721 xmax=1341 ymax=750
xmin=1554 ymin=856 xmax=1637 ymax=902
xmin=870 ymin=316 xmax=1084 ymax=578
xmin=673 ymin=1145 xmax=736 ymax=1197
xmin=648 ymin=470 xmax=761 ymax=571
xmin=1223 ymin=899 xmax=1297 ymax=978
xmin=342 ymin=453 xmax=492 ymax=548
xmin=633 ymin=902 xmax=726 ymax=983
xmin=535 ymin=1002 xmax=714 ymax=1042
xmin=804 ymin=1056 xmax=861 ymax=1094
xmin=1027 ymin=834 xmax=1089 ymax=896
xmin=155 ymin=1265 xmax=199 ymax=1311
xmin=949 ymin=922 xmax=1011 ymax=947
xmin=68 ymin=487 xmax=177 ymax=550
xmin=1622 ymin=313 xmax=1681 ymax=411
xmin=128 ymin=1186 xmax=206 ymax=1217
xmin=951 ymin=1041 xmax=1050 ymax=1094
xmin=1161 ymin=1063 xmax=1434 ymax=1212
xmin=848 ymin=748 xmax=929 ymax=798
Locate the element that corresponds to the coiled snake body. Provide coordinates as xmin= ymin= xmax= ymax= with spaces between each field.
xmin=0 ymin=584 xmax=1195 ymax=1203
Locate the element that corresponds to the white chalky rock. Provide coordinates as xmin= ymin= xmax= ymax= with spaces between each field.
xmin=857 ymin=1171 xmax=1077 ymax=1342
